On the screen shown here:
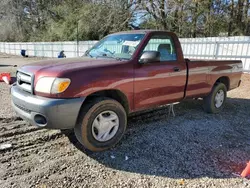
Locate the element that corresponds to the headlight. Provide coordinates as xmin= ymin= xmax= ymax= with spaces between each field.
xmin=35 ymin=77 xmax=71 ymax=94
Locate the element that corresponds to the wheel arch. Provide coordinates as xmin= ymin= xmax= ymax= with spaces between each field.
xmin=81 ymin=89 xmax=130 ymax=115
xmin=215 ymin=76 xmax=230 ymax=91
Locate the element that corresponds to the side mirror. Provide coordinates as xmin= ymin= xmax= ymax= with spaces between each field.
xmin=139 ymin=51 xmax=160 ymax=64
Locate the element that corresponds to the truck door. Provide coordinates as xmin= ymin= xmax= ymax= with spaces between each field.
xmin=134 ymin=33 xmax=187 ymax=111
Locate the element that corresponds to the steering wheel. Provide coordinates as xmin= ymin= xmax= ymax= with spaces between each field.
xmin=104 ymin=48 xmax=115 ymax=55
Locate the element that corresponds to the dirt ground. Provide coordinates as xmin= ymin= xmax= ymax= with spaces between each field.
xmin=0 ymin=53 xmax=250 ymax=188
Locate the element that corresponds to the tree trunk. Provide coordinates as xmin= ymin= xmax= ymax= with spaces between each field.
xmin=237 ymin=0 xmax=244 ymax=34
xmin=228 ymin=0 xmax=234 ymax=36
xmin=159 ymin=0 xmax=167 ymax=30
xmin=179 ymin=4 xmax=184 ymax=36
xmin=192 ymin=2 xmax=198 ymax=38
xmin=244 ymin=0 xmax=249 ymax=35
xmin=208 ymin=0 xmax=213 ymax=37
xmin=204 ymin=0 xmax=213 ymax=37
xmin=173 ymin=6 xmax=179 ymax=33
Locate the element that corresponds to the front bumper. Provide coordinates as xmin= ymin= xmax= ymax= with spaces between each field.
xmin=11 ymin=85 xmax=85 ymax=129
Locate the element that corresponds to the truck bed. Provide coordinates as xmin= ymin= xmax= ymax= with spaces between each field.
xmin=185 ymin=58 xmax=242 ymax=99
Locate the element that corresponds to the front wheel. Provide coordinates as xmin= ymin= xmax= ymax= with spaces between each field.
xmin=74 ymin=97 xmax=127 ymax=152
xmin=203 ymin=83 xmax=227 ymax=113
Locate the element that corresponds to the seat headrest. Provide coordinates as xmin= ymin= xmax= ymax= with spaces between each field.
xmin=158 ymin=44 xmax=171 ymax=52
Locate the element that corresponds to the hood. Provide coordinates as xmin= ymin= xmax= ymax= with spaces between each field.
xmin=20 ymin=57 xmax=123 ymax=76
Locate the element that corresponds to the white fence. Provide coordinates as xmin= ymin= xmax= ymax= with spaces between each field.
xmin=0 ymin=36 xmax=250 ymax=72
xmin=180 ymin=36 xmax=250 ymax=72
xmin=0 ymin=41 xmax=98 ymax=58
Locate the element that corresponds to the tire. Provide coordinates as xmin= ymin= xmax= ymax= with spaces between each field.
xmin=74 ymin=97 xmax=127 ymax=152
xmin=203 ymin=83 xmax=227 ymax=113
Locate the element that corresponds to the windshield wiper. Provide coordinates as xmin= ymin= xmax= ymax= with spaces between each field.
xmin=84 ymin=50 xmax=93 ymax=58
xmin=87 ymin=54 xmax=93 ymax=58
xmin=95 ymin=54 xmax=122 ymax=61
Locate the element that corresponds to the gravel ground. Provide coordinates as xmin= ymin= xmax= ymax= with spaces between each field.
xmin=0 ymin=54 xmax=250 ymax=188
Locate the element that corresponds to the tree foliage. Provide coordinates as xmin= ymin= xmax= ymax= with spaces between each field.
xmin=139 ymin=0 xmax=250 ymax=37
xmin=0 ymin=0 xmax=136 ymax=41
xmin=0 ymin=0 xmax=249 ymax=41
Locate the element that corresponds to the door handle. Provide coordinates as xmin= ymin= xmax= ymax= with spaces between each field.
xmin=173 ymin=67 xmax=180 ymax=72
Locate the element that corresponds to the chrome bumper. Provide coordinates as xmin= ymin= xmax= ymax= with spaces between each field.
xmin=11 ymin=85 xmax=85 ymax=129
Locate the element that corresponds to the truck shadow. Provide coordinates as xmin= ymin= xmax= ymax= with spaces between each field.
xmin=64 ymin=97 xmax=250 ymax=179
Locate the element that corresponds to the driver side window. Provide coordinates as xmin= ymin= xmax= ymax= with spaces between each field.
xmin=143 ymin=35 xmax=177 ymax=62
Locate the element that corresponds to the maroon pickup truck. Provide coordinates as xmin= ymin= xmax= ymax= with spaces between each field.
xmin=11 ymin=30 xmax=242 ymax=151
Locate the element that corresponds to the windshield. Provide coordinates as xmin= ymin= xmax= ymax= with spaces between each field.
xmin=86 ymin=33 xmax=145 ymax=60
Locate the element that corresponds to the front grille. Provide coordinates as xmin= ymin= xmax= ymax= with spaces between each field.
xmin=16 ymin=71 xmax=33 ymax=93
xmin=14 ymin=103 xmax=31 ymax=114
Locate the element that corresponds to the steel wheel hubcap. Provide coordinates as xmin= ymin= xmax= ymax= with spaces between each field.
xmin=92 ymin=111 xmax=119 ymax=142
xmin=215 ymin=89 xmax=225 ymax=108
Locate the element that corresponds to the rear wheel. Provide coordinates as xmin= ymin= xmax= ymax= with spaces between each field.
xmin=74 ymin=97 xmax=127 ymax=152
xmin=203 ymin=83 xmax=227 ymax=113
